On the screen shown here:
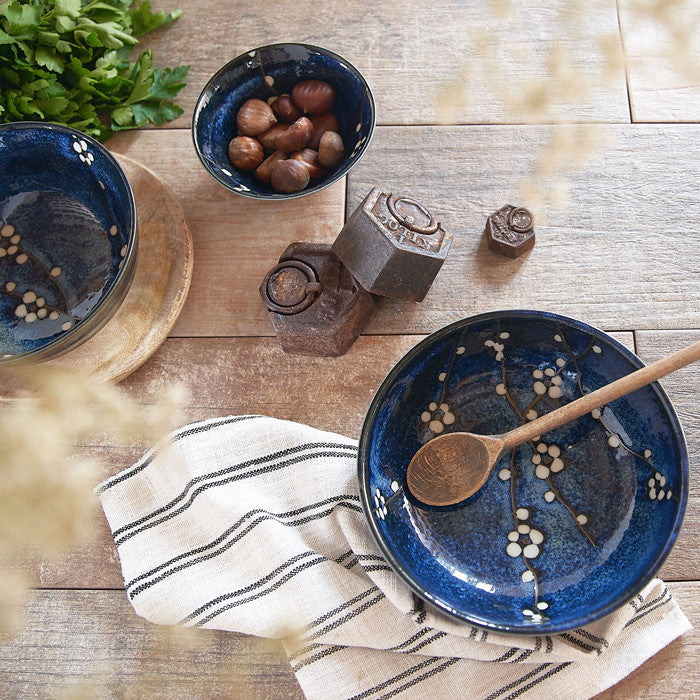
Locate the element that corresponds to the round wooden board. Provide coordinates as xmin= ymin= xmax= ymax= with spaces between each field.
xmin=43 ymin=154 xmax=193 ymax=382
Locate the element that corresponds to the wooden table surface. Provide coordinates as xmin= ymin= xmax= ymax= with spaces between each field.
xmin=2 ymin=1 xmax=699 ymax=697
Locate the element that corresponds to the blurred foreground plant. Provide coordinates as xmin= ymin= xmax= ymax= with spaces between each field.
xmin=435 ymin=0 xmax=698 ymax=213
xmin=0 ymin=365 xmax=186 ymax=636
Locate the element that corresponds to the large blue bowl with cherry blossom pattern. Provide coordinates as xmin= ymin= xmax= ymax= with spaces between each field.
xmin=0 ymin=122 xmax=137 ymax=364
xmin=358 ymin=310 xmax=688 ymax=633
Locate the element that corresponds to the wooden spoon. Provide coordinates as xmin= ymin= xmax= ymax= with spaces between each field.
xmin=406 ymin=338 xmax=700 ymax=507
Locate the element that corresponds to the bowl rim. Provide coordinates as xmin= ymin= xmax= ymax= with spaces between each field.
xmin=0 ymin=120 xmax=138 ymax=365
xmin=191 ymin=41 xmax=376 ymax=200
xmin=357 ymin=309 xmax=689 ymax=634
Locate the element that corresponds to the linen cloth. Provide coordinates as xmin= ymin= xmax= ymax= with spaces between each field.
xmin=97 ymin=415 xmax=691 ymax=700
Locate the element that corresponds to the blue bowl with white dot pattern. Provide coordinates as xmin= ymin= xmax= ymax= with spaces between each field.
xmin=0 ymin=122 xmax=137 ymax=364
xmin=192 ymin=43 xmax=375 ymax=200
xmin=358 ymin=310 xmax=688 ymax=633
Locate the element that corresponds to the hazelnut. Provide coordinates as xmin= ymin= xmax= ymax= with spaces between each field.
xmin=258 ymin=123 xmax=288 ymax=152
xmin=254 ymin=151 xmax=288 ymax=183
xmin=236 ymin=98 xmax=277 ymax=136
xmin=228 ymin=136 xmax=264 ymax=170
xmin=291 ymin=148 xmax=326 ymax=179
xmin=276 ymin=116 xmax=313 ymax=153
xmin=270 ymin=94 xmax=302 ymax=123
xmin=292 ymin=80 xmax=335 ymax=115
xmin=309 ymin=112 xmax=339 ymax=149
xmin=317 ymin=131 xmax=345 ymax=168
xmin=270 ymin=159 xmax=311 ymax=193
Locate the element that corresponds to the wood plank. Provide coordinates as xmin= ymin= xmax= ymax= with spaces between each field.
xmin=347 ymin=124 xmax=700 ymax=334
xmin=136 ymin=0 xmax=629 ymax=127
xmin=109 ymin=126 xmax=700 ymax=338
xmin=618 ymin=0 xmax=700 ymax=122
xmin=636 ymin=331 xmax=700 ymax=583
xmin=19 ymin=330 xmax=700 ymax=589
xmin=8 ymin=335 xmax=420 ymax=589
xmin=0 ymin=589 xmax=304 ymax=699
xmin=1 ymin=583 xmax=697 ymax=699
xmin=108 ymin=130 xmax=346 ymax=338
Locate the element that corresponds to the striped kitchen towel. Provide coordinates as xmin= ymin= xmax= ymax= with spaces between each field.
xmin=97 ymin=415 xmax=690 ymax=700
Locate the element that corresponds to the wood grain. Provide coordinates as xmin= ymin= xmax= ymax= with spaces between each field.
xmin=618 ymin=0 xmax=700 ymax=122
xmin=137 ymin=0 xmax=630 ymax=127
xmin=108 ymin=126 xmax=700 ymax=338
xmin=347 ymin=124 xmax=700 ymax=334
xmin=44 ymin=155 xmax=193 ymax=382
xmin=108 ymin=130 xmax=346 ymax=338
xmin=0 ymin=589 xmax=304 ymax=699
xmin=636 ymin=330 xmax=700 ymax=583
xmin=19 ymin=329 xmax=700 ymax=589
xmin=4 ymin=4 xmax=698 ymax=698
xmin=1 ymin=583 xmax=696 ymax=700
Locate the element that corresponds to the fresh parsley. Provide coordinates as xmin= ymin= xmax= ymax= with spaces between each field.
xmin=0 ymin=0 xmax=189 ymax=141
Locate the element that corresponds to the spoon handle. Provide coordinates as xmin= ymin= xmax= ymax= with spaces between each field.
xmin=500 ymin=338 xmax=700 ymax=450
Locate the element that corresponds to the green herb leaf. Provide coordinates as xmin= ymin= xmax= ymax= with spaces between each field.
xmin=0 ymin=0 xmax=186 ymax=141
xmin=130 ymin=0 xmax=182 ymax=39
xmin=35 ymin=45 xmax=64 ymax=72
xmin=53 ymin=0 xmax=82 ymax=20
xmin=0 ymin=28 xmax=15 ymax=45
xmin=2 ymin=1 xmax=40 ymax=38
xmin=148 ymin=64 xmax=189 ymax=100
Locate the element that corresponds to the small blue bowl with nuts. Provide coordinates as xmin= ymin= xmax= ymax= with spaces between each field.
xmin=0 ymin=122 xmax=137 ymax=364
xmin=192 ymin=43 xmax=375 ymax=199
xmin=359 ymin=310 xmax=688 ymax=633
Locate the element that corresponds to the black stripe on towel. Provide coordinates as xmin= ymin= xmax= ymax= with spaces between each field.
xmin=624 ymin=591 xmax=673 ymax=628
xmin=112 ymin=440 xmax=356 ymax=537
xmin=386 ymin=627 xmax=433 ymax=652
xmin=292 ymin=625 xmax=441 ymax=671
xmin=113 ymin=440 xmax=356 ymax=537
xmin=96 ymin=415 xmax=263 ymax=493
xmin=192 ymin=556 xmax=329 ymax=627
xmin=283 ymin=587 xmax=387 ymax=664
xmin=509 ymin=636 xmax=541 ymax=663
xmin=299 ymin=587 xmax=382 ymax=637
xmin=376 ymin=658 xmax=461 ymax=700
xmin=126 ymin=495 xmax=359 ymax=590
xmin=292 ymin=644 xmax=345 ymax=672
xmin=180 ymin=551 xmax=320 ymax=624
xmin=126 ymin=495 xmax=362 ymax=598
xmin=558 ymin=632 xmax=599 ymax=653
xmin=572 ymin=627 xmax=609 ymax=649
xmin=301 ymin=593 xmax=386 ymax=643
xmin=484 ymin=664 xmax=552 ymax=700
xmin=500 ymin=662 xmax=572 ymax=700
xmin=115 ymin=447 xmax=357 ymax=545
xmin=347 ymin=656 xmax=446 ymax=700
xmin=402 ymin=631 xmax=447 ymax=655
xmin=492 ymin=647 xmax=521 ymax=663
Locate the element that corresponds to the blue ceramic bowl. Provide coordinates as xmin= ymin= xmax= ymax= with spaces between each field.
xmin=192 ymin=43 xmax=375 ymax=199
xmin=359 ymin=310 xmax=688 ymax=634
xmin=0 ymin=122 xmax=137 ymax=364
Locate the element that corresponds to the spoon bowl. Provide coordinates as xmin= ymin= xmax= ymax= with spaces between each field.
xmin=406 ymin=337 xmax=700 ymax=506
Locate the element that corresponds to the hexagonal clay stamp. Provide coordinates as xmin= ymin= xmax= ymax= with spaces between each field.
xmin=260 ymin=242 xmax=376 ymax=357
xmin=485 ymin=205 xmax=535 ymax=258
xmin=331 ymin=188 xmax=452 ymax=302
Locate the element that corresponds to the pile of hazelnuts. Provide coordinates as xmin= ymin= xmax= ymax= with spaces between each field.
xmin=228 ymin=79 xmax=345 ymax=194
